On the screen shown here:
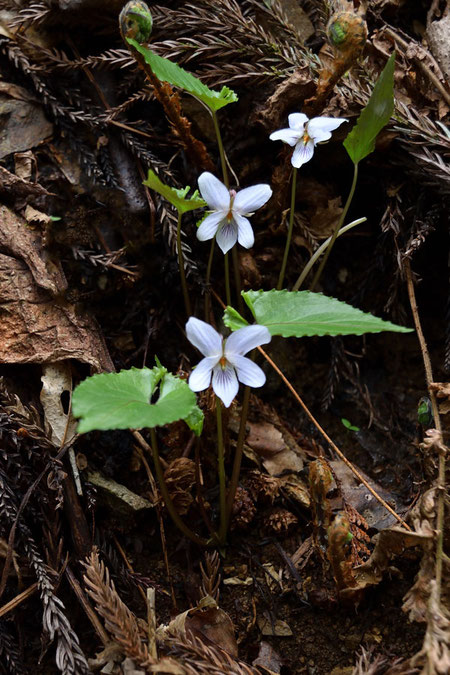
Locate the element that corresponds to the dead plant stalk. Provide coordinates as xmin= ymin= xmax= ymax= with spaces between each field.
xmin=404 ymin=259 xmax=446 ymax=602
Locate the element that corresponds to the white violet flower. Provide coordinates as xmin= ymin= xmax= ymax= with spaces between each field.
xmin=270 ymin=113 xmax=348 ymax=169
xmin=197 ymin=172 xmax=272 ymax=254
xmin=186 ymin=317 xmax=271 ymax=408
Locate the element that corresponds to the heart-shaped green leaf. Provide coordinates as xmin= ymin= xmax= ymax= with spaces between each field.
xmin=72 ymin=365 xmax=202 ymax=434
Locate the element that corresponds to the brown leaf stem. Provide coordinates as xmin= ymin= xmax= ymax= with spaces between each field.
xmin=130 ymin=48 xmax=214 ymax=172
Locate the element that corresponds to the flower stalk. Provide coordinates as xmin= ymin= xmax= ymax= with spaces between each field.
xmin=292 ymin=217 xmax=366 ymax=291
xmin=211 ymin=110 xmax=229 ymax=189
xmin=211 ymin=109 xmax=235 ymax=307
xmin=215 ymin=398 xmax=227 ymax=544
xmin=204 ymin=239 xmax=215 ymax=322
xmin=176 ymin=212 xmax=192 ymax=317
xmin=277 ymin=166 xmax=297 ymax=290
xmin=225 ymin=383 xmax=251 ymax=529
xmin=224 ymin=252 xmax=231 ymax=306
xmin=232 ymin=246 xmax=244 ymax=314
xmin=149 ymin=429 xmax=207 ymax=547
xmin=310 ymin=162 xmax=358 ymax=291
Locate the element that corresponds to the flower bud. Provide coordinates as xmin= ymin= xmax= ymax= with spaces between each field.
xmin=327 ymin=11 xmax=367 ymax=53
xmin=120 ymin=1 xmax=153 ymax=44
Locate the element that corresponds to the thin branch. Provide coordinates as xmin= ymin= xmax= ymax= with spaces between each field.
xmin=404 ymin=259 xmax=446 ymax=600
xmin=257 ymin=346 xmax=411 ymax=531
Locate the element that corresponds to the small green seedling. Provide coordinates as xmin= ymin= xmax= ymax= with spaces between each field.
xmin=341 ymin=418 xmax=360 ymax=432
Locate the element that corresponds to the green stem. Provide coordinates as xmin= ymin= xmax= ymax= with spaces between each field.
xmin=204 ymin=239 xmax=215 ymax=321
xmin=212 ymin=109 xmax=243 ymax=307
xmin=211 ymin=110 xmax=229 ymax=189
xmin=231 ymin=246 xmax=244 ymax=314
xmin=176 ymin=211 xmax=191 ymax=317
xmin=292 ymin=217 xmax=366 ymax=292
xmin=224 ymin=253 xmax=231 ymax=306
xmin=150 ymin=429 xmax=207 ymax=547
xmin=310 ymin=162 xmax=359 ymax=291
xmin=277 ymin=167 xmax=298 ymax=290
xmin=216 ymin=398 xmax=227 ymax=544
xmin=225 ymin=384 xmax=250 ymax=529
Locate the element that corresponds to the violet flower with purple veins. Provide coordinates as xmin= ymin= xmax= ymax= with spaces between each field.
xmin=186 ymin=317 xmax=271 ymax=407
xmin=196 ymin=172 xmax=272 ymax=254
xmin=270 ymin=113 xmax=348 ymax=168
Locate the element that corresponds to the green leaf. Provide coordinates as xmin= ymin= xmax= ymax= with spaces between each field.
xmin=143 ymin=169 xmax=206 ymax=214
xmin=158 ymin=371 xmax=203 ymax=435
xmin=72 ymin=366 xmax=199 ymax=433
xmin=341 ymin=418 xmax=359 ymax=432
xmin=127 ymin=38 xmax=238 ymax=112
xmin=417 ymin=397 xmax=433 ymax=427
xmin=241 ymin=290 xmax=413 ymax=337
xmin=223 ymin=306 xmax=249 ymax=331
xmin=184 ymin=405 xmax=204 ymax=436
xmin=343 ymin=53 xmax=395 ymax=164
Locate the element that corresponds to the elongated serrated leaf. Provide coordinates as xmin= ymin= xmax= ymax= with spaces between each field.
xmin=223 ymin=306 xmax=249 ymax=331
xmin=344 ymin=53 xmax=395 ymax=164
xmin=242 ymin=290 xmax=413 ymax=337
xmin=127 ymin=38 xmax=238 ymax=111
xmin=143 ymin=169 xmax=206 ymax=214
xmin=72 ymin=366 xmax=198 ymax=433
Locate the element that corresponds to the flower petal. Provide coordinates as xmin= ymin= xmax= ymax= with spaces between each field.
xmin=226 ymin=354 xmax=266 ymax=388
xmin=307 ymin=116 xmax=348 ymax=143
xmin=198 ymin=172 xmax=230 ymax=210
xmin=291 ymin=139 xmax=315 ymax=168
xmin=215 ymin=220 xmax=238 ymax=254
xmin=197 ymin=211 xmax=225 ymax=241
xmin=233 ymin=184 xmax=272 ymax=214
xmin=269 ymin=128 xmax=300 ymax=146
xmin=186 ymin=317 xmax=222 ymax=357
xmin=234 ymin=214 xmax=254 ymax=249
xmin=288 ymin=112 xmax=309 ymax=130
xmin=225 ymin=325 xmax=271 ymax=357
xmin=212 ymin=364 xmax=239 ymax=407
xmin=188 ymin=356 xmax=217 ymax=392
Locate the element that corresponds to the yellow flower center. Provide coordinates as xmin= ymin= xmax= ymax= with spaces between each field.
xmin=226 ymin=189 xmax=237 ymax=222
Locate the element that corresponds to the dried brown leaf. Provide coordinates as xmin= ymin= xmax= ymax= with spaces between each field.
xmin=0 ymin=203 xmax=66 ymax=294
xmin=253 ymin=641 xmax=282 ymax=674
xmin=0 ymin=81 xmax=53 ymax=159
xmin=246 ymin=422 xmax=285 ymax=456
xmin=0 ymin=253 xmax=113 ymax=370
xmin=0 ymin=165 xmax=50 ymax=204
xmin=24 ymin=204 xmax=52 ymax=224
xmin=429 ymin=383 xmax=450 ymax=416
xmin=159 ymin=596 xmax=238 ymax=659
xmin=409 ymin=581 xmax=450 ymax=674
